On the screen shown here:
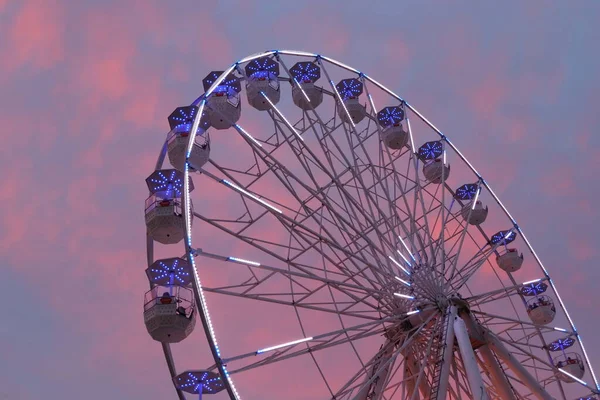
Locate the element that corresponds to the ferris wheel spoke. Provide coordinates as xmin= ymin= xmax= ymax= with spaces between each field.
xmin=288 ymin=113 xmax=404 ymax=271
xmin=472 ymin=310 xmax=573 ymax=338
xmin=333 ymin=311 xmax=438 ymax=400
xmin=224 ymin=313 xmax=409 ymax=376
xmin=245 ymin=114 xmax=401 ymax=285
xmin=192 ymin=212 xmax=388 ymax=318
xmin=319 ymin=63 xmax=429 ymax=266
xmin=448 ymin=231 xmax=514 ymax=291
xmin=145 ymin=51 xmax=597 ymax=400
xmin=489 ymin=332 xmax=591 ymax=392
xmin=195 ymin=248 xmax=387 ymax=299
xmin=195 ymin=162 xmax=396 ymax=290
xmin=465 ymin=278 xmax=550 ymax=307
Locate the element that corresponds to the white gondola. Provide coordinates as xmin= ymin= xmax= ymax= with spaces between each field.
xmin=144 ymin=196 xmax=192 ymax=245
xmin=203 ymin=71 xmax=242 ymax=130
xmin=338 ymin=97 xmax=366 ymax=124
xmin=381 ymin=123 xmax=408 ymax=149
xmin=290 ymin=61 xmax=323 ymax=110
xmin=555 ymin=353 xmax=585 ymax=383
xmin=336 ymin=78 xmax=366 ymax=124
xmin=167 ymin=126 xmax=210 ymax=172
xmin=206 ymin=89 xmax=241 ymax=130
xmin=526 ymin=295 xmax=556 ymax=325
xmin=461 ymin=200 xmax=488 ymax=225
xmin=144 ymin=169 xmax=193 ymax=244
xmin=246 ymin=74 xmax=280 ymax=111
xmin=496 ymin=248 xmax=524 ymax=272
xmin=292 ymin=81 xmax=323 ymax=110
xmin=144 ymin=286 xmax=196 ymax=343
xmin=245 ymin=56 xmax=281 ymax=111
xmin=423 ymin=158 xmax=450 ymax=184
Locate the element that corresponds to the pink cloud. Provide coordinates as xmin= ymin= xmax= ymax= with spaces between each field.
xmin=1 ymin=0 xmax=65 ymax=72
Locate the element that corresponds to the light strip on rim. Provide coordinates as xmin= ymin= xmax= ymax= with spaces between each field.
xmin=553 ymin=327 xmax=568 ymax=332
xmin=406 ymin=310 xmax=420 ymax=316
xmin=234 ymin=124 xmax=262 ymax=147
xmin=394 ymin=293 xmax=415 ymax=300
xmin=558 ymin=368 xmax=588 ymax=386
xmin=183 ymin=102 xmax=241 ymax=399
xmin=227 ymin=257 xmax=261 ymax=266
xmin=330 ymin=79 xmax=356 ymax=129
xmin=222 ymin=179 xmax=283 ymax=214
xmin=388 ymin=255 xmax=410 ymax=275
xmin=256 ymin=337 xmax=313 ymax=354
xmin=522 ymin=278 xmax=542 ymax=285
xmin=395 ymin=276 xmax=411 ymax=286
xmin=398 ymin=236 xmax=416 ymax=262
xmin=471 ymin=187 xmax=481 ymax=210
xmin=260 ymin=92 xmax=304 ymax=141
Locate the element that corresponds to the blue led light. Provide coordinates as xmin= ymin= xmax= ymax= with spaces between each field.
xmin=489 ymin=230 xmax=517 ymax=245
xmin=548 ymin=337 xmax=576 ymax=352
xmin=174 ymin=371 xmax=225 ymax=394
xmin=289 ymin=61 xmax=320 ymax=82
xmin=145 ymin=169 xmax=193 ymax=198
xmin=146 ymin=257 xmax=193 ymax=286
xmin=520 ymin=281 xmax=548 ymax=296
xmin=454 ymin=183 xmax=479 ymax=200
xmin=377 ymin=106 xmax=405 ymax=127
xmin=335 ymin=78 xmax=363 ymax=100
xmin=202 ymin=71 xmax=241 ymax=93
xmin=244 ymin=56 xmax=279 ymax=78
xmin=417 ymin=141 xmax=443 ymax=161
xmin=167 ymin=105 xmax=210 ymax=132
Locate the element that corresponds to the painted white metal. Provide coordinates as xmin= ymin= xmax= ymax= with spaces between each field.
xmin=436 ymin=306 xmax=458 ymax=400
xmin=485 ymin=330 xmax=555 ymax=400
xmin=478 ymin=344 xmax=516 ymax=400
xmin=354 ymin=340 xmax=395 ymax=400
xmin=453 ymin=316 xmax=489 ymax=400
xmin=141 ymin=49 xmax=599 ymax=400
xmin=462 ymin=313 xmax=516 ymax=400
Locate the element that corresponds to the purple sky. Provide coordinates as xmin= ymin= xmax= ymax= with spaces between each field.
xmin=1 ymin=1 xmax=600 ymax=399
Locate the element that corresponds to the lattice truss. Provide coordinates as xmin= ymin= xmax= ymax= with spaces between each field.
xmin=145 ymin=51 xmax=599 ymax=400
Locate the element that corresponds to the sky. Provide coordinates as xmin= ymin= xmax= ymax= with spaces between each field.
xmin=1 ymin=0 xmax=600 ymax=399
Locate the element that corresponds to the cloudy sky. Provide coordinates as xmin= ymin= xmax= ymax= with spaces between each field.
xmin=1 ymin=1 xmax=600 ymax=399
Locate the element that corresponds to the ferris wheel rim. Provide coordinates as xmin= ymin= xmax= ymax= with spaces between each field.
xmin=142 ymin=49 xmax=600 ymax=399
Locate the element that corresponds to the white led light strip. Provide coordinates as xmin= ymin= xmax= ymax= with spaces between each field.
xmin=222 ymin=179 xmax=283 ymax=214
xmin=234 ymin=124 xmax=262 ymax=147
xmin=256 ymin=337 xmax=313 ymax=354
xmin=394 ymin=276 xmax=411 ymax=286
xmin=522 ymin=278 xmax=542 ymax=285
xmin=388 ymin=255 xmax=410 ymax=275
xmin=558 ymin=368 xmax=588 ymax=386
xmin=471 ymin=187 xmax=481 ymax=210
xmin=398 ymin=236 xmax=416 ymax=262
xmin=260 ymin=92 xmax=304 ymax=142
xmin=227 ymin=257 xmax=261 ymax=266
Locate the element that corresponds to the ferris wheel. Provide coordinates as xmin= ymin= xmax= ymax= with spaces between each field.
xmin=143 ymin=50 xmax=599 ymax=400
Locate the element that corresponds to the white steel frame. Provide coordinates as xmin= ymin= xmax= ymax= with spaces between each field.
xmin=144 ymin=50 xmax=598 ymax=400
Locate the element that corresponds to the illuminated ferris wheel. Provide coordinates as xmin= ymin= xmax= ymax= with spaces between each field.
xmin=143 ymin=50 xmax=599 ymax=400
